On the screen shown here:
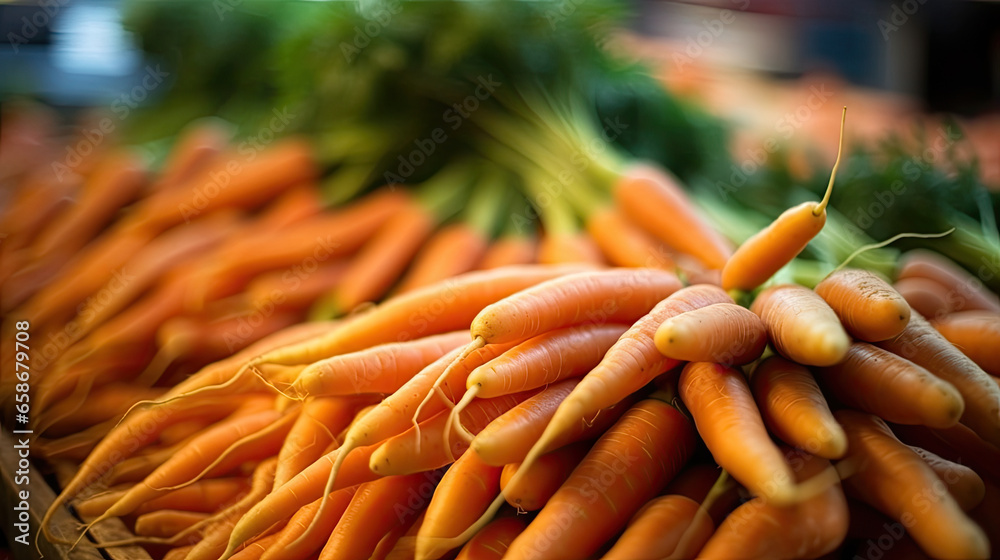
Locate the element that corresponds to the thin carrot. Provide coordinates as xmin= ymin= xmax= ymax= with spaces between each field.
xmin=478 ymin=236 xmax=536 ymax=270
xmin=319 ymin=472 xmax=440 ymax=560
xmin=836 ymin=410 xmax=990 ymax=559
xmin=39 ymin=383 xmax=164 ymax=437
xmin=697 ymin=449 xmax=849 ymax=560
xmin=500 ymin=440 xmax=590 ymax=512
xmin=376 ymin=511 xmax=426 ymax=560
xmin=416 ymin=447 xmax=504 ymax=560
xmin=750 ymin=283 xmax=851 ymax=367
xmin=228 ymin=533 xmax=281 ymax=560
xmin=153 ymin=118 xmax=233 ymax=190
xmin=250 ymin=184 xmax=324 ymax=235
xmin=930 ymin=310 xmax=1000 ymax=376
xmin=654 ymin=302 xmax=767 ymax=365
xmin=681 ymin=361 xmax=798 ymax=504
xmin=537 ymin=232 xmax=606 ymax=265
xmin=896 ymin=249 xmax=1000 ymax=313
xmin=134 ymin=510 xmax=212 ymax=538
xmin=816 ymin=342 xmax=964 ymax=428
xmin=259 ymin=488 xmax=358 ymax=560
xmin=502 ymin=394 xmax=696 ymax=560
xmin=877 ymin=310 xmax=1000 ymax=447
xmin=471 ymin=379 xmax=634 ymax=467
xmin=615 ymin=163 xmax=732 ymax=270
xmin=602 ymin=494 xmax=714 ymax=560
xmin=750 ymin=356 xmax=847 ymax=459
xmin=721 ymin=107 xmax=846 ymax=291
xmin=106 ymin=442 xmax=187 ymax=486
xmin=586 ymin=206 xmax=675 ymax=269
xmin=815 ymin=268 xmax=911 ymax=341
xmin=397 ymin=223 xmax=489 ymax=293
xmin=273 ymin=397 xmax=360 ymax=490
xmin=245 ymin=261 xmax=347 ymax=313
xmin=909 ymin=445 xmax=986 ymax=511
xmin=893 ymin=276 xmax=953 ymax=321
xmin=74 ymin=477 xmax=250 ymax=518
xmin=455 ymin=516 xmax=527 ymax=560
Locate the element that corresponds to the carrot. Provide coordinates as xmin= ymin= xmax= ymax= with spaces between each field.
xmin=274 ymin=397 xmax=361 ymax=490
xmin=816 ymin=342 xmax=964 ymax=428
xmin=318 ymin=472 xmax=440 ymax=560
xmin=153 ymin=118 xmax=233 ymax=190
xmin=815 ymin=268 xmax=911 ymax=341
xmin=251 ymin=264 xmax=589 ymax=367
xmin=750 ymin=283 xmax=850 ymax=366
xmin=721 ymin=108 xmax=845 ymax=291
xmin=134 ymin=510 xmax=212 ymax=538
xmin=877 ymin=310 xmax=1000 ymax=447
xmin=681 ymin=361 xmax=798 ymax=504
xmin=663 ymin=463 xmax=742 ymax=525
xmin=697 ymin=449 xmax=849 ymax=560
xmin=41 ymin=320 xmax=336 ymax=541
xmin=471 ymin=379 xmax=634 ymax=467
xmin=930 ymin=310 xmax=1000 ymax=376
xmin=537 ymin=232 xmax=605 ymax=265
xmin=74 ymin=477 xmax=251 ymax=518
xmin=478 ymin=236 xmax=536 ymax=270
xmin=893 ymin=276 xmax=953 ymax=321
xmin=285 ymin=331 xmax=471 ymax=399
xmin=500 ymin=441 xmax=590 ymax=512
xmin=416 ymin=448 xmax=504 ymax=560
xmin=398 ymin=223 xmax=489 ymax=293
xmin=461 ymin=323 xmax=628 ymax=400
xmin=259 ymin=488 xmax=358 ymax=560
xmin=325 ymin=202 xmax=436 ymax=314
xmin=0 ymin=170 xmax=79 ymax=259
xmin=586 ymin=206 xmax=675 ymax=270
xmin=654 ymin=302 xmax=767 ymax=365
xmin=615 ymin=163 xmax=732 ymax=270
xmin=250 ymin=184 xmax=323 ymax=235
xmin=228 ymin=534 xmax=281 ymax=560
xmin=107 ymin=442 xmax=188 ymax=486
xmin=909 ymin=445 xmax=986 ymax=511
xmin=750 ymin=356 xmax=847 ymax=459
xmin=896 ymin=249 xmax=1000 ymax=313
xmin=890 ymin=422 xmax=1000 ymax=486
xmin=836 ymin=410 xmax=990 ymax=559
xmin=40 ymin=383 xmax=164 ymax=437
xmin=370 ymin=391 xmax=537 ymax=476
xmin=455 ymin=516 xmax=527 ymax=560
xmin=129 ymin=137 xmax=315 ymax=230
xmin=602 ymin=494 xmax=714 ymax=560
xmin=245 ymin=261 xmax=347 ymax=313
xmin=502 ymin=394 xmax=696 ymax=560
xmin=374 ymin=511 xmax=425 ymax=560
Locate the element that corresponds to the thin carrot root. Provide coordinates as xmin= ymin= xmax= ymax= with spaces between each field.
xmin=446 ymin=385 xmax=481 ymax=446
xmin=35 ymin=376 xmax=95 ymax=436
xmin=412 ymin=337 xmax=485 ymax=454
xmin=135 ymin=337 xmax=187 ymax=388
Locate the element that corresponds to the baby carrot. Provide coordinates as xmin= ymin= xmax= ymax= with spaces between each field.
xmin=602 ymin=495 xmax=714 ymax=560
xmin=815 ymin=268 xmax=910 ymax=341
xmin=654 ymin=302 xmax=767 ymax=365
xmin=930 ymin=310 xmax=1000 ymax=376
xmin=750 ymin=283 xmax=850 ymax=367
xmin=500 ymin=440 xmax=591 ymax=512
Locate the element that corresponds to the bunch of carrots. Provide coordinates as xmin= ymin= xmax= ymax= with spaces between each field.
xmin=0 ymin=105 xmax=991 ymax=560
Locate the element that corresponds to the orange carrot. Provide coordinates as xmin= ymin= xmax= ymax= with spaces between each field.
xmin=750 ymin=356 xmax=847 ymax=459
xmin=603 ymin=494 xmax=714 ymax=560
xmin=502 ymin=395 xmax=696 ymax=560
xmin=750 ymin=283 xmax=851 ymax=366
xmin=815 ymin=268 xmax=911 ymax=342
xmin=877 ymin=310 xmax=1000 ymax=447
xmin=816 ymin=342 xmax=964 ymax=428
xmin=586 ymin=206 xmax=675 ymax=269
xmin=373 ymin=511 xmax=425 ymax=560
xmin=259 ymin=488 xmax=358 ymax=560
xmin=681 ymin=361 xmax=798 ymax=504
xmin=416 ymin=448 xmax=504 ymax=560
xmin=274 ymin=397 xmax=360 ymax=490
xmin=537 ymin=232 xmax=605 ymax=265
xmin=398 ymin=223 xmax=489 ymax=293
xmin=721 ymin=108 xmax=845 ymax=291
xmin=478 ymin=236 xmax=536 ymax=270
xmin=893 ymin=276 xmax=953 ymax=321
xmin=499 ymin=441 xmax=590 ymax=512
xmin=654 ymin=302 xmax=767 ymax=365
xmin=455 ymin=516 xmax=527 ymax=560
xmin=74 ymin=477 xmax=250 ymax=518
xmin=40 ymin=383 xmax=164 ymax=437
xmin=836 ymin=410 xmax=990 ymax=559
xmin=134 ymin=510 xmax=212 ymax=538
xmin=615 ymin=163 xmax=732 ymax=270
xmin=897 ymin=249 xmax=1000 ymax=313
xmin=909 ymin=445 xmax=986 ymax=511
xmin=245 ymin=261 xmax=347 ymax=313
xmin=930 ymin=310 xmax=1000 ymax=376
xmin=154 ymin=118 xmax=232 ymax=190
xmin=697 ymin=449 xmax=849 ymax=560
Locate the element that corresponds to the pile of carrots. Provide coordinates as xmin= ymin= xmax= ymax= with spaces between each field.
xmin=3 ymin=103 xmax=1000 ymax=560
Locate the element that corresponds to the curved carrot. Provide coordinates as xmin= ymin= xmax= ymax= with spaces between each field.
xmin=478 ymin=236 xmax=536 ymax=270
xmin=909 ymin=445 xmax=986 ymax=511
xmin=750 ymin=356 xmax=847 ymax=459
xmin=654 ymin=302 xmax=767 ymax=365
xmin=154 ymin=118 xmax=232 ymax=190
xmin=537 ymin=232 xmax=605 ymax=265
xmin=698 ymin=449 xmax=848 ymax=560
xmin=893 ymin=276 xmax=953 ymax=321
xmin=415 ymin=448 xmax=504 ymax=560
xmin=39 ymin=383 xmax=164 ymax=437
xmin=931 ymin=310 xmax=1000 ymax=376
xmin=750 ymin=283 xmax=850 ymax=367
xmin=273 ymin=397 xmax=361 ymax=490
xmin=398 ymin=223 xmax=489 ymax=293
xmin=455 ymin=516 xmax=527 ymax=560
xmin=615 ymin=163 xmax=732 ymax=270
xmin=74 ymin=477 xmax=250 ymax=518
xmin=721 ymin=107 xmax=845 ymax=291
xmin=259 ymin=489 xmax=358 ymax=560
xmin=499 ymin=440 xmax=590 ymax=512
xmin=877 ymin=310 xmax=1000 ymax=447
xmin=134 ymin=510 xmax=211 ymax=538
xmin=502 ymin=395 xmax=696 ymax=560
xmin=681 ymin=361 xmax=797 ymax=504
xmin=815 ymin=268 xmax=910 ymax=342
xmin=602 ymin=494 xmax=714 ymax=560
xmin=896 ymin=249 xmax=1000 ymax=313
xmin=836 ymin=410 xmax=990 ymax=559
xmin=245 ymin=261 xmax=347 ymax=313
xmin=816 ymin=342 xmax=964 ymax=428
xmin=586 ymin=206 xmax=675 ymax=269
